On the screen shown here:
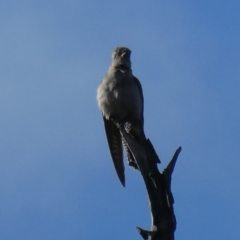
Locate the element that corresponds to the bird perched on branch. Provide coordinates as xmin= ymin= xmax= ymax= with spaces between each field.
xmin=97 ymin=47 xmax=147 ymax=187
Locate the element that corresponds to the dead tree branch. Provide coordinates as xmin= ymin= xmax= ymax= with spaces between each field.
xmin=120 ymin=126 xmax=181 ymax=240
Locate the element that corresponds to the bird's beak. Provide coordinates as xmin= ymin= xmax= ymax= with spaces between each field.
xmin=121 ymin=52 xmax=127 ymax=57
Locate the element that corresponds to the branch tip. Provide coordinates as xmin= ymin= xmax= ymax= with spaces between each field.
xmin=164 ymin=146 xmax=182 ymax=178
xmin=137 ymin=227 xmax=152 ymax=240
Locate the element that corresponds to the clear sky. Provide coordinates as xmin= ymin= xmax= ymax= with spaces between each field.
xmin=0 ymin=1 xmax=240 ymax=239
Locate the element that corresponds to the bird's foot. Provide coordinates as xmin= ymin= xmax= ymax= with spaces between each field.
xmin=124 ymin=122 xmax=134 ymax=137
xmin=111 ymin=118 xmax=122 ymax=129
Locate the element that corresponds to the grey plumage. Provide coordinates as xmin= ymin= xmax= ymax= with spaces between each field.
xmin=97 ymin=47 xmax=146 ymax=186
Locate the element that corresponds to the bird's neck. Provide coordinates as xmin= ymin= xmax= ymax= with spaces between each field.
xmin=111 ymin=62 xmax=132 ymax=73
xmin=116 ymin=65 xmax=132 ymax=74
xmin=117 ymin=64 xmax=131 ymax=69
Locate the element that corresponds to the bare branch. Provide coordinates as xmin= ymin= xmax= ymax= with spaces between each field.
xmin=120 ymin=126 xmax=181 ymax=240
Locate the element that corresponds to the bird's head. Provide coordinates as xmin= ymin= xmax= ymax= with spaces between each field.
xmin=111 ymin=47 xmax=132 ymax=68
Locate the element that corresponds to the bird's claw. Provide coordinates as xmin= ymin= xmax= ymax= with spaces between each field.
xmin=111 ymin=118 xmax=122 ymax=129
xmin=124 ymin=122 xmax=132 ymax=134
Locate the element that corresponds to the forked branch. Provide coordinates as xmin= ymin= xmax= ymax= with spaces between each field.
xmin=120 ymin=126 xmax=181 ymax=240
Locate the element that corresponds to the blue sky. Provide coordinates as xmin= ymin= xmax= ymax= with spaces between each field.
xmin=0 ymin=1 xmax=240 ymax=239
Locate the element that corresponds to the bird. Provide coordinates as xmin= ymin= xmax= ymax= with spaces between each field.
xmin=97 ymin=47 xmax=146 ymax=186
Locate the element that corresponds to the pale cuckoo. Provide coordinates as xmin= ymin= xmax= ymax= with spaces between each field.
xmin=97 ymin=47 xmax=147 ymax=186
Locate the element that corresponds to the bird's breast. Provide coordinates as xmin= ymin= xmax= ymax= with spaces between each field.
xmin=97 ymin=74 xmax=142 ymax=121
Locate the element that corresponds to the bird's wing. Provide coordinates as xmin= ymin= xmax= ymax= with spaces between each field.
xmin=133 ymin=76 xmax=144 ymax=126
xmin=102 ymin=115 xmax=125 ymax=186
